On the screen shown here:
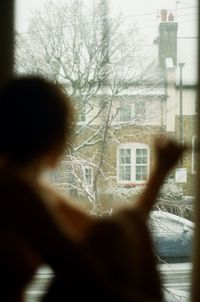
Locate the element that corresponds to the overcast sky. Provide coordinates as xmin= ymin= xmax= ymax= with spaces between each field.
xmin=15 ymin=0 xmax=198 ymax=84
xmin=15 ymin=0 xmax=197 ymax=34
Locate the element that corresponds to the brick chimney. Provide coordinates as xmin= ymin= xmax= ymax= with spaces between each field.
xmin=158 ymin=10 xmax=178 ymax=67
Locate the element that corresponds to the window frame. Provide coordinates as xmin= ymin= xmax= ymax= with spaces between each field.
xmin=2 ymin=0 xmax=199 ymax=300
xmin=119 ymin=103 xmax=135 ymax=122
xmin=117 ymin=143 xmax=150 ymax=185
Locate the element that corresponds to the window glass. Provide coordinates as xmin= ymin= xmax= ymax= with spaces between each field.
xmin=119 ymin=148 xmax=131 ymax=164
xmin=84 ymin=167 xmax=93 ymax=186
xmin=118 ymin=145 xmax=149 ymax=183
xmin=15 ymin=0 xmax=198 ymax=301
xmin=136 ymin=165 xmax=148 ymax=181
xmin=135 ymin=100 xmax=146 ymax=119
xmin=118 ymin=148 xmax=132 ymax=181
xmin=119 ymin=104 xmax=132 ymax=121
xmin=135 ymin=148 xmax=148 ymax=181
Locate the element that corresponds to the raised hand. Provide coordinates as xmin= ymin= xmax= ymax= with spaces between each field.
xmin=154 ymin=136 xmax=186 ymax=174
xmin=133 ymin=136 xmax=186 ymax=219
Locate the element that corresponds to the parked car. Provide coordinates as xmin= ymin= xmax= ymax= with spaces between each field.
xmin=150 ymin=211 xmax=194 ymax=302
xmin=150 ymin=211 xmax=194 ymax=264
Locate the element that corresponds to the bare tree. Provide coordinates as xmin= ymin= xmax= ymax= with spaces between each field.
xmin=15 ymin=0 xmax=165 ymax=215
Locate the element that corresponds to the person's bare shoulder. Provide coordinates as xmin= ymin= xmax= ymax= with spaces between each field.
xmin=0 ymin=172 xmax=50 ymax=230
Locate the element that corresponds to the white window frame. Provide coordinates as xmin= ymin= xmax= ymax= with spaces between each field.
xmin=117 ymin=143 xmax=150 ymax=185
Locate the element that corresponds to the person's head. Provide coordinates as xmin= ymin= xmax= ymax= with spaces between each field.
xmin=0 ymin=75 xmax=75 ymax=166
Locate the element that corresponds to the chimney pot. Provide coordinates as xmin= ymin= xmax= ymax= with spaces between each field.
xmin=168 ymin=13 xmax=174 ymax=21
xmin=160 ymin=9 xmax=167 ymax=22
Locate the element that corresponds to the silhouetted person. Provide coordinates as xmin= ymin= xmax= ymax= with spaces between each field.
xmin=0 ymin=75 xmax=184 ymax=301
xmin=0 ymin=76 xmax=92 ymax=301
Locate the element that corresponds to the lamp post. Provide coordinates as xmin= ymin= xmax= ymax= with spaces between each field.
xmin=179 ymin=62 xmax=185 ymax=165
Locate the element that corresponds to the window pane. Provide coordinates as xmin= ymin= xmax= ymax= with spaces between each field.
xmin=119 ymin=148 xmax=131 ymax=164
xmin=15 ymin=0 xmax=197 ymax=301
xmin=136 ymin=166 xmax=148 ymax=181
xmin=136 ymin=148 xmax=148 ymax=165
xmin=84 ymin=167 xmax=93 ymax=185
xmin=120 ymin=104 xmax=132 ymax=121
xmin=119 ymin=166 xmax=131 ymax=181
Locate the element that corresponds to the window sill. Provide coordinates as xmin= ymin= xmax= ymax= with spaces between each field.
xmin=117 ymin=182 xmax=147 ymax=188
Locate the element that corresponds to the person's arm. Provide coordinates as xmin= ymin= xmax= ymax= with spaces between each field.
xmin=131 ymin=137 xmax=185 ymax=220
xmin=56 ymin=199 xmax=95 ymax=240
xmin=40 ymin=183 xmax=95 ymax=241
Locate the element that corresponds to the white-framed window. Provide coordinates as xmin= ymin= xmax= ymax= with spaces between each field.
xmin=119 ymin=103 xmax=135 ymax=121
xmin=119 ymin=101 xmax=146 ymax=122
xmin=83 ymin=166 xmax=93 ymax=186
xmin=117 ymin=143 xmax=150 ymax=184
xmin=192 ymin=135 xmax=197 ymax=174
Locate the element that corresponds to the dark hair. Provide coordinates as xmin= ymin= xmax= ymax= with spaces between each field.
xmin=0 ymin=75 xmax=75 ymax=164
